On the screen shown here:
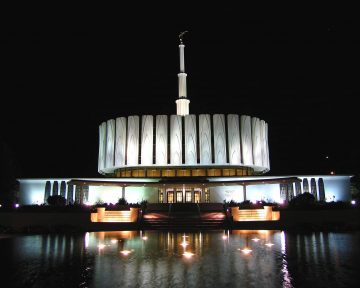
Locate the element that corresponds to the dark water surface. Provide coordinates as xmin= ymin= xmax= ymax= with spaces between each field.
xmin=0 ymin=230 xmax=359 ymax=287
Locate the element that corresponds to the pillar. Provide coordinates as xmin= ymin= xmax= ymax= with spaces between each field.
xmin=122 ymin=186 xmax=126 ymax=199
xmin=243 ymin=185 xmax=247 ymax=202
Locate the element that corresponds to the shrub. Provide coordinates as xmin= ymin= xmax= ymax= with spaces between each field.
xmin=117 ymin=198 xmax=128 ymax=205
xmin=289 ymin=192 xmax=315 ymax=208
xmin=47 ymin=195 xmax=66 ymax=206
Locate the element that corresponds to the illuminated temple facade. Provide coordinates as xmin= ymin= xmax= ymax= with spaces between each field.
xmin=17 ymin=36 xmax=352 ymax=205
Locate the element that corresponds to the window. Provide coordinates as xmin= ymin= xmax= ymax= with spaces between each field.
xmin=52 ymin=181 xmax=59 ymax=196
xmin=158 ymin=189 xmax=164 ymax=203
xmin=185 ymin=191 xmax=192 ymax=202
xmin=44 ymin=181 xmax=51 ymax=203
xmin=303 ymin=178 xmax=309 ymax=193
xmin=280 ymin=184 xmax=287 ymax=201
xmin=194 ymin=191 xmax=200 ymax=203
xmin=60 ymin=181 xmax=66 ymax=198
xmin=295 ymin=182 xmax=302 ymax=196
xmin=310 ymin=178 xmax=317 ymax=200
xmin=176 ymin=190 xmax=183 ymax=202
xmin=204 ymin=188 xmax=210 ymax=203
xmin=318 ymin=178 xmax=325 ymax=201
xmin=167 ymin=191 xmax=174 ymax=203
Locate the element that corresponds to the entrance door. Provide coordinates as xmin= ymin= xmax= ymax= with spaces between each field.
xmin=194 ymin=191 xmax=200 ymax=203
xmin=167 ymin=191 xmax=174 ymax=203
xmin=185 ymin=190 xmax=192 ymax=202
xmin=176 ymin=190 xmax=183 ymax=203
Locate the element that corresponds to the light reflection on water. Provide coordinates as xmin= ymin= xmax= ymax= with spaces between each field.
xmin=0 ymin=230 xmax=359 ymax=287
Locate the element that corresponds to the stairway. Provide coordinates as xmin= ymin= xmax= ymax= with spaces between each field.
xmin=102 ymin=211 xmax=132 ymax=222
xmin=141 ymin=212 xmax=227 ymax=231
xmin=232 ymin=209 xmax=266 ymax=221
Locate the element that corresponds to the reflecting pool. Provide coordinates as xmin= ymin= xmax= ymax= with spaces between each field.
xmin=0 ymin=230 xmax=359 ymax=287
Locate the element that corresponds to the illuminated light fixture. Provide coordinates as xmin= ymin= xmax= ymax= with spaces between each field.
xmin=251 ymin=237 xmax=260 ymax=242
xmin=142 ymin=236 xmax=148 ymax=240
xmin=15 ymin=203 xmax=20 ymax=208
xmin=238 ymin=248 xmax=252 ymax=255
xmin=0 ymin=204 xmax=2 ymax=208
xmin=330 ymin=171 xmax=335 ymax=175
xmin=180 ymin=241 xmax=188 ymax=248
xmin=351 ymin=200 xmax=356 ymax=205
xmin=222 ymin=235 xmax=228 ymax=240
xmin=111 ymin=239 xmax=118 ymax=244
xmin=98 ymin=244 xmax=106 ymax=250
xmin=265 ymin=243 xmax=274 ymax=247
xmin=120 ymin=250 xmax=132 ymax=256
xmin=183 ymin=252 xmax=194 ymax=258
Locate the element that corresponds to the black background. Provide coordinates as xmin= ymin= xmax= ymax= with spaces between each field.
xmin=2 ymin=4 xmax=357 ymax=178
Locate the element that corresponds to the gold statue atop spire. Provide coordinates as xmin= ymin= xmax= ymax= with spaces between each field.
xmin=179 ymin=31 xmax=188 ymax=44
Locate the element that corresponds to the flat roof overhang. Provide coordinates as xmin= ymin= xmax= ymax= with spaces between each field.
xmin=67 ymin=176 xmax=301 ymax=188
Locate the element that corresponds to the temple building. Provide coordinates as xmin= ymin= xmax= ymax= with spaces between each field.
xmin=17 ymin=34 xmax=352 ymax=205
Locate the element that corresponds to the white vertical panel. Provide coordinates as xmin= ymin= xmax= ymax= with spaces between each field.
xmin=252 ymin=117 xmax=262 ymax=167
xmin=127 ymin=116 xmax=140 ymax=166
xmin=241 ymin=115 xmax=253 ymax=165
xmin=265 ymin=122 xmax=270 ymax=169
xmin=213 ymin=114 xmax=226 ymax=164
xmin=141 ymin=115 xmax=154 ymax=165
xmin=170 ymin=115 xmax=182 ymax=165
xmin=185 ymin=114 xmax=197 ymax=165
xmin=98 ymin=122 xmax=107 ymax=171
xmin=115 ymin=117 xmax=127 ymax=167
xmin=156 ymin=115 xmax=168 ymax=165
xmin=199 ymin=114 xmax=212 ymax=164
xmin=227 ymin=114 xmax=241 ymax=165
xmin=260 ymin=120 xmax=267 ymax=168
xmin=106 ymin=119 xmax=115 ymax=168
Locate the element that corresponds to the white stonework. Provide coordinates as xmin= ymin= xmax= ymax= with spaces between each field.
xmin=185 ymin=115 xmax=197 ymax=165
xmin=127 ymin=116 xmax=139 ymax=166
xmin=199 ymin=114 xmax=212 ymax=165
xmin=115 ymin=117 xmax=126 ymax=167
xmin=170 ymin=115 xmax=182 ymax=165
xmin=240 ymin=115 xmax=253 ymax=166
xmin=105 ymin=119 xmax=115 ymax=168
xmin=156 ymin=115 xmax=168 ymax=165
xmin=252 ymin=117 xmax=262 ymax=167
xmin=99 ymin=114 xmax=270 ymax=173
xmin=227 ymin=114 xmax=241 ymax=165
xmin=213 ymin=114 xmax=227 ymax=164
xmin=141 ymin=115 xmax=154 ymax=165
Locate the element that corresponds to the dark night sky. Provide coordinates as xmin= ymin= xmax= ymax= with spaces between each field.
xmin=1 ymin=5 xmax=357 ymax=179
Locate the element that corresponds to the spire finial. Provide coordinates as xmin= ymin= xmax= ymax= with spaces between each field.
xmin=179 ymin=31 xmax=188 ymax=44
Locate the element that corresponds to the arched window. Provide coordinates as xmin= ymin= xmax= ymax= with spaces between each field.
xmin=303 ymin=178 xmax=309 ymax=193
xmin=52 ymin=181 xmax=59 ymax=196
xmin=280 ymin=184 xmax=287 ymax=201
xmin=67 ymin=184 xmax=74 ymax=204
xmin=287 ymin=183 xmax=294 ymax=200
xmin=318 ymin=178 xmax=325 ymax=201
xmin=60 ymin=181 xmax=66 ymax=198
xmin=83 ymin=185 xmax=89 ymax=203
xmin=295 ymin=182 xmax=302 ymax=196
xmin=75 ymin=186 xmax=82 ymax=204
xmin=310 ymin=178 xmax=318 ymax=201
xmin=44 ymin=181 xmax=51 ymax=203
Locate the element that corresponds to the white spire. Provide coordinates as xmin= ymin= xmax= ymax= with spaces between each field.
xmin=176 ymin=31 xmax=190 ymax=116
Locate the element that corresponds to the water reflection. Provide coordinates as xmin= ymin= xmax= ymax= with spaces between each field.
xmin=0 ymin=230 xmax=359 ymax=287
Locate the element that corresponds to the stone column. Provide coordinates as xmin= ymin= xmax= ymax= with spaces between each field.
xmin=243 ymin=185 xmax=247 ymax=202
xmin=122 ymin=186 xmax=126 ymax=199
